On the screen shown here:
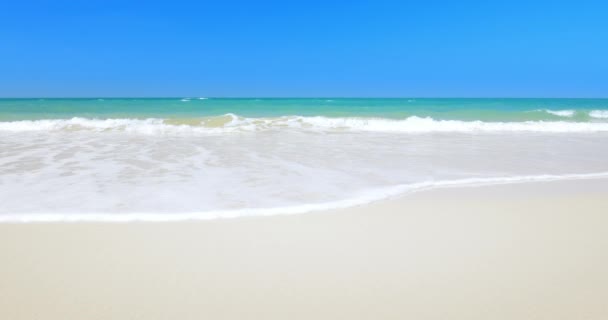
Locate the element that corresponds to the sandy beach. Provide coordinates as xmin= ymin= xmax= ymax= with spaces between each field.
xmin=1 ymin=178 xmax=607 ymax=319
xmin=4 ymin=0 xmax=608 ymax=318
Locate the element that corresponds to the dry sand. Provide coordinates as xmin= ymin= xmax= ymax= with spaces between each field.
xmin=1 ymin=178 xmax=608 ymax=319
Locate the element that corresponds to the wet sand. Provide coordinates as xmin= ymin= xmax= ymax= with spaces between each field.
xmin=1 ymin=178 xmax=607 ymax=319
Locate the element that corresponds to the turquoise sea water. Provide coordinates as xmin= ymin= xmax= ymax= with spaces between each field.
xmin=1 ymin=98 xmax=607 ymax=121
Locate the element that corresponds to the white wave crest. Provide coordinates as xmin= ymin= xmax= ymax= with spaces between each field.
xmin=2 ymin=115 xmax=608 ymax=134
xmin=294 ymin=116 xmax=608 ymax=132
xmin=543 ymin=109 xmax=575 ymax=117
xmin=590 ymin=110 xmax=608 ymax=119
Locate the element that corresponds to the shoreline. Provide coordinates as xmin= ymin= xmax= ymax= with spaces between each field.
xmin=2 ymin=171 xmax=608 ymax=223
xmin=1 ymin=178 xmax=608 ymax=319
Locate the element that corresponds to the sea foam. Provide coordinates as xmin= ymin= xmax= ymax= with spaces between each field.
xmin=2 ymin=116 xmax=608 ymax=222
xmin=1 ymin=171 xmax=607 ymax=222
xmin=543 ymin=109 xmax=575 ymax=117
xmin=2 ymin=115 xmax=608 ymax=134
xmin=590 ymin=110 xmax=608 ymax=119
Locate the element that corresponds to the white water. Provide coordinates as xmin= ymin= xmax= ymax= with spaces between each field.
xmin=1 ymin=172 xmax=607 ymax=222
xmin=543 ymin=109 xmax=575 ymax=117
xmin=2 ymin=120 xmax=608 ymax=221
xmin=590 ymin=110 xmax=608 ymax=119
xmin=2 ymin=115 xmax=608 ymax=134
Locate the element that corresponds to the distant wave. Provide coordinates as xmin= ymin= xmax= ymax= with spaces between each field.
xmin=590 ymin=110 xmax=608 ymax=119
xmin=2 ymin=115 xmax=608 ymax=134
xmin=541 ymin=109 xmax=575 ymax=117
xmin=1 ymin=171 xmax=607 ymax=222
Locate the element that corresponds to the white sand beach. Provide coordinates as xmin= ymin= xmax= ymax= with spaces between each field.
xmin=1 ymin=178 xmax=607 ymax=319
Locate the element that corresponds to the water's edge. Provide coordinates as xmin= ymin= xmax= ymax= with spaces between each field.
xmin=2 ymin=171 xmax=606 ymax=223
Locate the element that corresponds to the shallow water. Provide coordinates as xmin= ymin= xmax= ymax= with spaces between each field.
xmin=1 ymin=98 xmax=608 ymax=221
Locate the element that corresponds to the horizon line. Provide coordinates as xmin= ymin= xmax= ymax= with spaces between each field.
xmin=1 ymin=96 xmax=608 ymax=99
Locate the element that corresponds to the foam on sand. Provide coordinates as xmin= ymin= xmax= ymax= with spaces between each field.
xmin=1 ymin=171 xmax=607 ymax=222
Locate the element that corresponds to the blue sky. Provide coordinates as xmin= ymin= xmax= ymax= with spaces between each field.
xmin=1 ymin=0 xmax=607 ymax=97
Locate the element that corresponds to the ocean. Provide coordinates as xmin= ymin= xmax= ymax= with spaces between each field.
xmin=1 ymin=98 xmax=608 ymax=221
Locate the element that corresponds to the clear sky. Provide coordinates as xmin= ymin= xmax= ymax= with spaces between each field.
xmin=1 ymin=0 xmax=607 ymax=97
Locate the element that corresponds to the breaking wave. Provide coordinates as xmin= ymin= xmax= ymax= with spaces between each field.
xmin=2 ymin=114 xmax=608 ymax=134
xmin=590 ymin=110 xmax=608 ymax=119
xmin=542 ymin=109 xmax=575 ymax=117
